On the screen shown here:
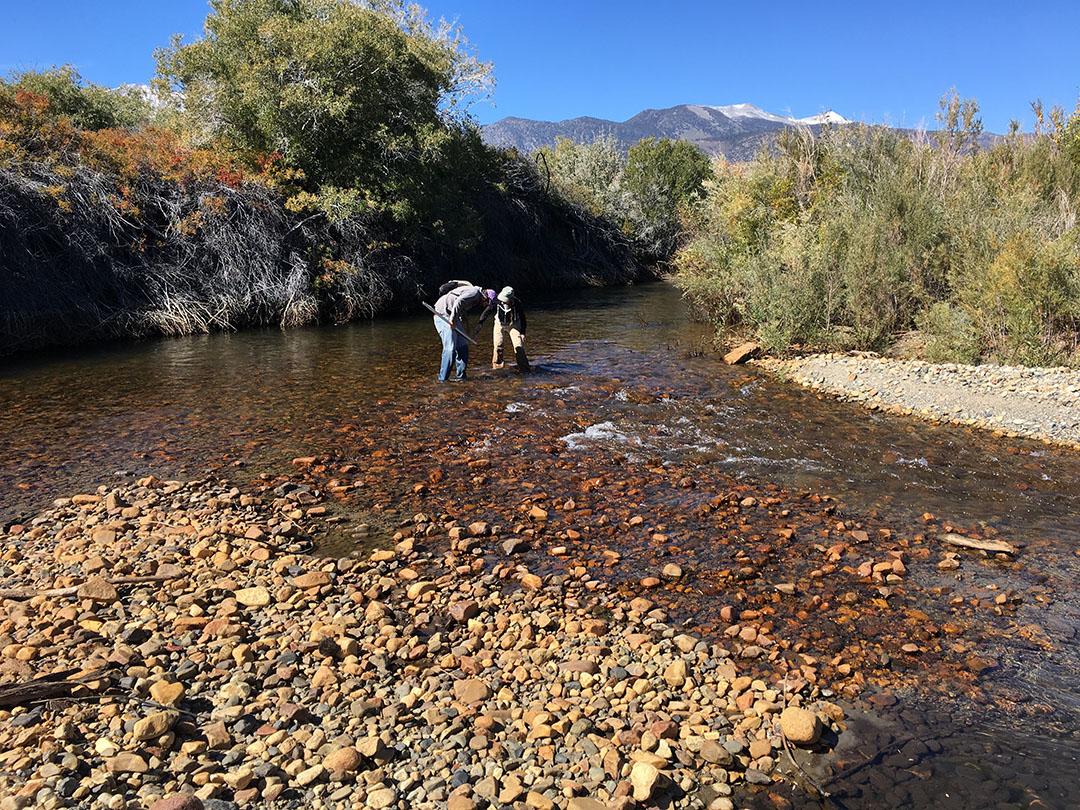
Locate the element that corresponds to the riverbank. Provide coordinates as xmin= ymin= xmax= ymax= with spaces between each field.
xmin=757 ymin=353 xmax=1080 ymax=450
xmin=1 ymin=64 xmax=643 ymax=359
xmin=0 ymin=477 xmax=847 ymax=810
xmin=0 ymin=155 xmax=643 ymax=359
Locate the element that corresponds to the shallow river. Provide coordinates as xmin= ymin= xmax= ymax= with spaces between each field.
xmin=1 ymin=282 xmax=1078 ymax=808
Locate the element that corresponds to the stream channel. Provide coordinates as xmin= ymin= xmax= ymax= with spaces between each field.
xmin=1 ymin=282 xmax=1077 ymax=808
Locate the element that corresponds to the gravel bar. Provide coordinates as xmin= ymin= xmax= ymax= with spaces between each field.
xmin=0 ymin=477 xmax=841 ymax=810
xmin=758 ymin=353 xmax=1080 ymax=449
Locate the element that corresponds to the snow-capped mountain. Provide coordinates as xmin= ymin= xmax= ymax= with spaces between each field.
xmin=481 ymin=102 xmax=851 ymax=159
xmin=796 ymin=110 xmax=849 ymax=125
xmin=705 ymin=104 xmax=850 ymax=127
xmin=707 ymin=103 xmax=796 ymax=124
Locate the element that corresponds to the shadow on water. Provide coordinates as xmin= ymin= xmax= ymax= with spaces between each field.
xmin=1 ymin=281 xmax=1078 ymax=807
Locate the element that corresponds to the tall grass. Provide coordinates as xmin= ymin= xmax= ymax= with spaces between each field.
xmin=676 ymin=97 xmax=1080 ymax=366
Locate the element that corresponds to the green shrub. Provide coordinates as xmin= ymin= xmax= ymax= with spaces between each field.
xmin=537 ymin=135 xmax=713 ymax=262
xmin=917 ymin=302 xmax=981 ymax=363
xmin=1 ymin=66 xmax=152 ymax=131
xmin=676 ymin=94 xmax=1080 ymax=367
xmin=623 ymin=137 xmax=713 ymax=260
xmin=535 ymin=136 xmax=625 ymax=216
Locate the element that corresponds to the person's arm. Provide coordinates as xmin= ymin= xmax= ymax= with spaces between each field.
xmin=518 ymin=304 xmax=527 ymax=333
xmin=442 ymin=293 xmax=459 ymax=322
xmin=478 ymin=304 xmax=494 ymax=326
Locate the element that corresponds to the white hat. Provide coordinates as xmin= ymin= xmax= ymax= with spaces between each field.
xmin=497 ymin=286 xmax=514 ymax=303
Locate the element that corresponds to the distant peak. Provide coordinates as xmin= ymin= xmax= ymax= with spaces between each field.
xmin=481 ymin=102 xmax=854 ymax=160
xmin=703 ymin=103 xmax=848 ymax=126
xmin=796 ymin=110 xmax=849 ymax=125
xmin=707 ymin=103 xmax=792 ymax=124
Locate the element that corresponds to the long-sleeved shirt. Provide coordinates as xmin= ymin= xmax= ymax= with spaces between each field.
xmin=438 ymin=279 xmax=472 ymax=296
xmin=435 ymin=285 xmax=486 ymax=323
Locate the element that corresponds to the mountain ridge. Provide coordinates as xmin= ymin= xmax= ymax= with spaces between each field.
xmin=481 ymin=102 xmax=852 ymax=159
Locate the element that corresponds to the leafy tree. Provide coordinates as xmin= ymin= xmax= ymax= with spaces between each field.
xmin=621 ymin=137 xmax=712 ymax=259
xmin=1 ymin=66 xmax=151 ymax=131
xmin=535 ymin=135 xmax=712 ymax=261
xmin=155 ymin=0 xmax=491 ymax=215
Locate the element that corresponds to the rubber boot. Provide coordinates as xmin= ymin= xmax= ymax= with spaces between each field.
xmin=514 ymin=345 xmax=531 ymax=373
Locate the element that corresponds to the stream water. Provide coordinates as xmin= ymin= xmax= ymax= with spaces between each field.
xmin=1 ymin=282 xmax=1077 ymax=808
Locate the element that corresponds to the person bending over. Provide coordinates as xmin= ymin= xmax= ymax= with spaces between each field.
xmin=433 ymin=283 xmax=496 ymax=382
xmin=481 ymin=286 xmax=530 ymax=372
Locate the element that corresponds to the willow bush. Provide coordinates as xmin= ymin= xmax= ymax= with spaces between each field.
xmin=676 ymin=94 xmax=1080 ymax=366
xmin=535 ymin=135 xmax=712 ymax=263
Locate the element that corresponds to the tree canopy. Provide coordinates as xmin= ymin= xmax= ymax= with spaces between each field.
xmin=622 ymin=137 xmax=713 ymax=259
xmin=0 ymin=67 xmax=151 ymax=131
xmin=156 ymin=0 xmax=492 ymax=208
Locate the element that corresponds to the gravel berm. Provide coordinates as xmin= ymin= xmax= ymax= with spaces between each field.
xmin=759 ymin=353 xmax=1080 ymax=449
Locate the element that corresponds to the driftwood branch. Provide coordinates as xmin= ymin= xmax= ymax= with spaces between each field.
xmin=0 ymin=680 xmax=79 ymax=708
xmin=0 ymin=573 xmax=179 ymax=601
xmin=0 ymin=667 xmax=110 ymax=709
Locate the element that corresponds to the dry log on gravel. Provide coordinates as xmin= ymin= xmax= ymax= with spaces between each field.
xmin=0 ymin=668 xmax=108 ymax=709
xmin=0 ymin=573 xmax=178 ymax=601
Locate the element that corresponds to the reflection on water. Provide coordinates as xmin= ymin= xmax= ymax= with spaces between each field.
xmin=6 ymin=283 xmax=1075 ymax=548
xmin=2 ymin=282 xmax=1078 ymax=808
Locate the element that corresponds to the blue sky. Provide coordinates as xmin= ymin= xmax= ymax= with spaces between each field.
xmin=1 ymin=0 xmax=1078 ymax=133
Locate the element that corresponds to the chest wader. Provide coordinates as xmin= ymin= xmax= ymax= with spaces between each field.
xmin=492 ymin=310 xmax=530 ymax=372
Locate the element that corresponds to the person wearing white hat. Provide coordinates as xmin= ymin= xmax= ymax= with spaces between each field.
xmin=481 ymin=286 xmax=530 ymax=372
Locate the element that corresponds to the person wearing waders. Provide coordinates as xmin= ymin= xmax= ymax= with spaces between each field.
xmin=481 ymin=286 xmax=530 ymax=372
xmin=433 ymin=284 xmax=496 ymax=382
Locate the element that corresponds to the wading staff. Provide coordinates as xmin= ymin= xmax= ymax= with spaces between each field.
xmin=422 ymin=301 xmax=477 ymax=345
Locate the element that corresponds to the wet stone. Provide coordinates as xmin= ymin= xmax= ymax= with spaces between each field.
xmin=149 ymin=797 xmax=204 ymax=810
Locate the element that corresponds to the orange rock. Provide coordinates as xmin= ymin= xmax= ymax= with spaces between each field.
xmin=77 ymin=576 xmax=117 ymax=603
xmin=293 ymin=571 xmax=331 ymax=589
xmin=723 ymin=342 xmax=761 ymax=365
